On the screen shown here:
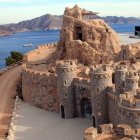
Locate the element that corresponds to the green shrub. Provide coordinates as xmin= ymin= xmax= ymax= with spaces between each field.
xmin=5 ymin=51 xmax=23 ymax=66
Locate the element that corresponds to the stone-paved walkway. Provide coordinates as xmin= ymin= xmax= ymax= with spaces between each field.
xmin=15 ymin=102 xmax=92 ymax=140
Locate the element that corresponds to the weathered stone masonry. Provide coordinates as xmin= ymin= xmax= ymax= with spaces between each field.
xmin=22 ymin=64 xmax=59 ymax=112
xmin=22 ymin=5 xmax=140 ymax=139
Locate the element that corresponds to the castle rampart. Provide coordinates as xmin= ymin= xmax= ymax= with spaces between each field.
xmin=118 ymin=92 xmax=140 ymax=129
xmin=22 ymin=64 xmax=59 ymax=112
xmin=24 ymin=43 xmax=57 ymax=63
xmin=73 ymin=77 xmax=90 ymax=89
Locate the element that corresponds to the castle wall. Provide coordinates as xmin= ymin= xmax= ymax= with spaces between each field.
xmin=24 ymin=43 xmax=57 ymax=64
xmin=108 ymin=93 xmax=118 ymax=126
xmin=22 ymin=64 xmax=59 ymax=112
xmin=118 ymin=103 xmax=140 ymax=129
xmin=73 ymin=78 xmax=91 ymax=117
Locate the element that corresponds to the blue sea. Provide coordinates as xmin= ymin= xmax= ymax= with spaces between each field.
xmin=0 ymin=24 xmax=135 ymax=69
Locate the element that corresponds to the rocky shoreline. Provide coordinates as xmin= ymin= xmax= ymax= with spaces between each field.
xmin=0 ymin=31 xmax=13 ymax=37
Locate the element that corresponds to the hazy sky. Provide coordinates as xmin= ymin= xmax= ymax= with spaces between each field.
xmin=0 ymin=0 xmax=139 ymax=24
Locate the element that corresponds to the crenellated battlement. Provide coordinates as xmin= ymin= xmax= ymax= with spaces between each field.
xmin=56 ymin=60 xmax=76 ymax=68
xmin=116 ymin=65 xmax=127 ymax=70
xmin=126 ymin=70 xmax=139 ymax=79
xmin=22 ymin=63 xmax=56 ymax=78
xmin=24 ymin=42 xmax=57 ymax=63
xmin=116 ymin=65 xmax=128 ymax=72
xmin=84 ymin=123 xmax=140 ymax=140
xmin=73 ymin=77 xmax=90 ymax=85
xmin=119 ymin=92 xmax=140 ymax=108
xmin=90 ymin=65 xmax=112 ymax=74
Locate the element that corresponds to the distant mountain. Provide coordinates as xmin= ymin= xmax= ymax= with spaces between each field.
xmin=101 ymin=16 xmax=140 ymax=25
xmin=0 ymin=14 xmax=140 ymax=36
xmin=4 ymin=14 xmax=63 ymax=33
xmin=0 ymin=25 xmax=13 ymax=37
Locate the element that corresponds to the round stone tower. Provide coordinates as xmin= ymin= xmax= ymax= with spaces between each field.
xmin=115 ymin=65 xmax=127 ymax=97
xmin=125 ymin=70 xmax=139 ymax=92
xmin=90 ymin=65 xmax=112 ymax=127
xmin=56 ymin=60 xmax=76 ymax=118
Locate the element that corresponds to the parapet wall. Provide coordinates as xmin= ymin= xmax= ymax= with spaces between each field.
xmin=73 ymin=77 xmax=90 ymax=89
xmin=22 ymin=64 xmax=59 ymax=112
xmin=24 ymin=42 xmax=57 ymax=63
xmin=119 ymin=93 xmax=140 ymax=109
xmin=84 ymin=123 xmax=139 ymax=140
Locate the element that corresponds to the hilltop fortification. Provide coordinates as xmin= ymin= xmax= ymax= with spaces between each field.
xmin=22 ymin=5 xmax=140 ymax=140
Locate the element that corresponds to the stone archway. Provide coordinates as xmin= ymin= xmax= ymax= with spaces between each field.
xmin=61 ymin=105 xmax=65 ymax=118
xmin=80 ymin=98 xmax=92 ymax=119
xmin=92 ymin=115 xmax=96 ymax=127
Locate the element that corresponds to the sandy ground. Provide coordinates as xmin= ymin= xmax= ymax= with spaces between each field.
xmin=119 ymin=33 xmax=140 ymax=45
xmin=15 ymin=102 xmax=92 ymax=140
xmin=0 ymin=66 xmax=22 ymax=139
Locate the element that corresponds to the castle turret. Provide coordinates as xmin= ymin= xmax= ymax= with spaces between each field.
xmin=115 ymin=65 xmax=127 ymax=97
xmin=56 ymin=60 xmax=76 ymax=118
xmin=125 ymin=70 xmax=139 ymax=92
xmin=90 ymin=65 xmax=112 ymax=127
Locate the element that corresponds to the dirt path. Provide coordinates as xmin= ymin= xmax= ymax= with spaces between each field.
xmin=0 ymin=66 xmax=22 ymax=139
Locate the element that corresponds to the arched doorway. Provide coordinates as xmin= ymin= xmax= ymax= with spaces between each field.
xmin=92 ymin=115 xmax=96 ymax=127
xmin=80 ymin=98 xmax=92 ymax=119
xmin=76 ymin=27 xmax=83 ymax=41
xmin=61 ymin=105 xmax=65 ymax=118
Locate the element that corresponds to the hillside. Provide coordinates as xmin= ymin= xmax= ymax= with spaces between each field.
xmin=0 ymin=25 xmax=13 ymax=36
xmin=0 ymin=14 xmax=140 ymax=36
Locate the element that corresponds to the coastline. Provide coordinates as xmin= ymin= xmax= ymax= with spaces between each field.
xmin=0 ymin=28 xmax=61 ymax=37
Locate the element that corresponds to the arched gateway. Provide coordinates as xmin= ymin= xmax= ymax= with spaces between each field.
xmin=61 ymin=105 xmax=65 ymax=118
xmin=80 ymin=98 xmax=92 ymax=119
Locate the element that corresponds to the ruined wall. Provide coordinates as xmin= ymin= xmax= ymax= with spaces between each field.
xmin=24 ymin=43 xmax=57 ymax=64
xmin=22 ymin=64 xmax=59 ymax=112
xmin=59 ymin=6 xmax=121 ymax=65
xmin=118 ymin=43 xmax=140 ymax=61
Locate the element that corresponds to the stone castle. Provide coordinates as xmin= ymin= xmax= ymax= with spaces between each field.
xmin=22 ymin=5 xmax=140 ymax=140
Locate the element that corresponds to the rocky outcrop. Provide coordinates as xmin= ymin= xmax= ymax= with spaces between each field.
xmin=59 ymin=5 xmax=121 ymax=65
